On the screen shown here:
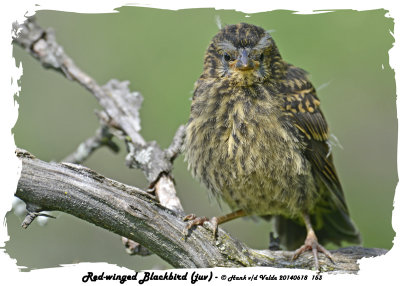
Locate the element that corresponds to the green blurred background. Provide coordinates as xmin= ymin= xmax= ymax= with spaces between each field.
xmin=7 ymin=7 xmax=396 ymax=271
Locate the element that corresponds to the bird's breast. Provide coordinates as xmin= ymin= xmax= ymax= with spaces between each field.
xmin=185 ymin=83 xmax=307 ymax=200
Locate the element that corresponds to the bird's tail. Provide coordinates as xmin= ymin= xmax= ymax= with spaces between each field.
xmin=270 ymin=207 xmax=361 ymax=250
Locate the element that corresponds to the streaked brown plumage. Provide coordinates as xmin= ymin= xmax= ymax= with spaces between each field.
xmin=184 ymin=23 xmax=361 ymax=269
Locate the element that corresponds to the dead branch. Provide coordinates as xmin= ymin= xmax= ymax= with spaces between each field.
xmin=15 ymin=149 xmax=387 ymax=271
xmin=13 ymin=15 xmax=186 ymax=256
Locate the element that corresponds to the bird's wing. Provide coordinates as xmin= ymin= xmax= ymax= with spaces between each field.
xmin=272 ymin=67 xmax=362 ymax=248
xmin=281 ymin=71 xmax=347 ymax=211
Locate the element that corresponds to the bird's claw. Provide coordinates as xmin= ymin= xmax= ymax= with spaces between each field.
xmin=183 ymin=214 xmax=219 ymax=237
xmin=292 ymin=233 xmax=334 ymax=270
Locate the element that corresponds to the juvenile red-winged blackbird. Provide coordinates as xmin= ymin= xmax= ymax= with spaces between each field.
xmin=183 ymin=23 xmax=361 ymax=269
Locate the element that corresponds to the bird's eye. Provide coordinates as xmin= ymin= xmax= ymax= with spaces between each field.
xmin=259 ymin=53 xmax=264 ymax=62
xmin=223 ymin=52 xmax=232 ymax=62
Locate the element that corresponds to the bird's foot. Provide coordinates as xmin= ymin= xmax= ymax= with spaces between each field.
xmin=292 ymin=231 xmax=334 ymax=270
xmin=183 ymin=214 xmax=219 ymax=237
xmin=183 ymin=210 xmax=246 ymax=238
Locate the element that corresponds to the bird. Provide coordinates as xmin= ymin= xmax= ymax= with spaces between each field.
xmin=183 ymin=23 xmax=361 ymax=269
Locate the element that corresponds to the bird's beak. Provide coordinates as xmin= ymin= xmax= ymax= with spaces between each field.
xmin=235 ymin=50 xmax=254 ymax=71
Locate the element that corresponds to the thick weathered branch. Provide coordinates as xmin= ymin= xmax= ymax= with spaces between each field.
xmin=15 ymin=149 xmax=387 ymax=272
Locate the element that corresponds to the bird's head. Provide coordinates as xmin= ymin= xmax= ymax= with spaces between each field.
xmin=202 ymin=23 xmax=282 ymax=86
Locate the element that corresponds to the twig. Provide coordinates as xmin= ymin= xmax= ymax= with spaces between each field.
xmin=62 ymin=124 xmax=119 ymax=164
xmin=165 ymin=125 xmax=186 ymax=163
xmin=121 ymin=237 xmax=152 ymax=256
xmin=13 ymin=17 xmax=145 ymax=144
